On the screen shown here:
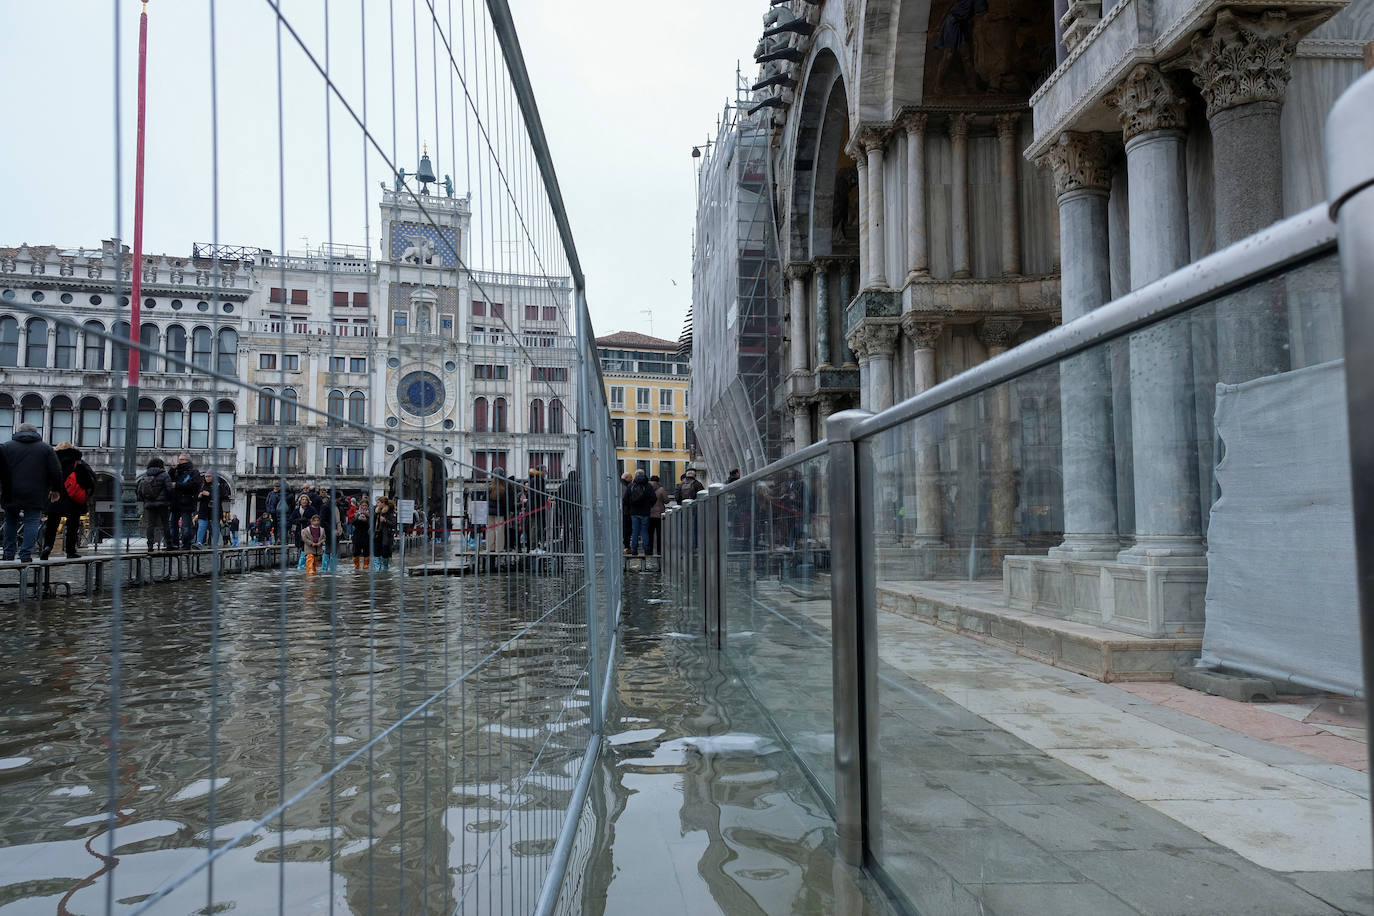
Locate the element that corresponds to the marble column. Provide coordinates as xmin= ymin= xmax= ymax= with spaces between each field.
xmin=980 ymin=318 xmax=1022 ymax=545
xmin=853 ymin=152 xmax=870 ymax=285
xmin=1107 ymin=64 xmax=1202 ymax=562
xmin=789 ymin=396 xmax=812 ymax=451
xmin=902 ymin=317 xmax=944 ymax=544
xmin=859 ymin=323 xmax=900 ymax=413
xmin=814 ymin=258 xmax=836 ymax=369
xmin=1191 ymin=9 xmax=1307 ymax=382
xmin=860 ymin=128 xmax=891 ymax=288
xmin=786 ymin=262 xmax=812 ymax=376
xmin=839 ymin=264 xmax=858 ymax=368
xmin=902 ymin=113 xmax=930 ymax=282
xmin=995 ymin=113 xmax=1023 ymax=276
xmin=950 ymin=114 xmax=974 ymax=279
xmin=1039 ymin=131 xmax=1120 ymax=558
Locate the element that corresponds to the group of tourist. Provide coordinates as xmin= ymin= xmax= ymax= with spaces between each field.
xmin=263 ymin=484 xmax=399 ymax=572
xmin=0 ymin=422 xmax=93 ymax=564
xmin=620 ymin=466 xmax=714 ymax=557
xmin=134 ymin=455 xmax=239 ymax=553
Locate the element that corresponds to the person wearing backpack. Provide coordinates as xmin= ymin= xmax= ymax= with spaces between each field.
xmin=624 ymin=469 xmax=656 ymax=557
xmin=1 ymin=423 xmax=62 ymax=564
xmin=40 ymin=442 xmax=96 ymax=560
xmin=135 ymin=457 xmax=173 ymax=552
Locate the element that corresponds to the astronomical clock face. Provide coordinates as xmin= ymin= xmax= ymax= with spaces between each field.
xmin=397 ymin=370 xmax=445 ymax=417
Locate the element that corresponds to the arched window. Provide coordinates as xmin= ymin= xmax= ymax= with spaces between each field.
xmin=217 ymin=328 xmax=237 ymax=376
xmin=139 ymin=324 xmax=158 ymax=372
xmin=78 ymin=396 xmax=101 ymax=448
xmin=258 ymin=387 xmax=275 ymax=424
xmin=20 ymin=394 xmax=43 ymax=436
xmin=529 ymin=398 xmax=545 ymax=434
xmin=188 ymin=399 xmax=210 ymax=449
xmin=55 ymin=322 xmax=75 ymax=368
xmin=0 ymin=317 xmax=17 ymax=367
xmin=108 ymin=396 xmax=127 ymax=448
xmin=112 ymin=320 xmax=131 ymax=372
xmin=165 ymin=324 xmax=186 ymax=373
xmin=83 ymin=320 xmax=106 ymax=369
xmin=162 ymin=398 xmax=184 ymax=449
xmin=281 ymin=388 xmax=299 ymax=425
xmin=138 ymin=397 xmax=157 ymax=448
xmin=191 ymin=326 xmax=213 ymax=371
xmin=215 ymin=399 xmax=235 ymax=449
xmin=327 ymin=390 xmax=345 ymax=426
xmin=474 ymin=397 xmax=488 ymax=433
xmin=24 ymin=318 xmax=47 ymax=368
xmin=348 ymin=390 xmax=367 ymax=425
xmin=550 ymin=398 xmax=564 ymax=435
xmin=493 ymin=397 xmax=508 ymax=433
xmin=50 ymin=395 xmax=73 ymax=444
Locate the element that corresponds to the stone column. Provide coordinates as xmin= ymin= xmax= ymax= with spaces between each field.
xmin=849 ymin=332 xmax=871 ymax=409
xmin=902 ymin=113 xmax=930 ymax=282
xmin=1191 ymin=9 xmax=1308 ymax=382
xmin=860 ymin=128 xmax=891 ymax=288
xmin=995 ymin=113 xmax=1023 ymax=276
xmin=1039 ymin=131 xmax=1120 ymax=558
xmin=859 ymin=323 xmax=900 ymax=413
xmin=786 ymin=262 xmax=812 ymax=376
xmin=902 ymin=317 xmax=944 ymax=544
xmin=950 ymin=114 xmax=974 ymax=279
xmin=1107 ymin=64 xmax=1202 ymax=562
xmin=980 ymin=318 xmax=1022 ymax=545
xmin=789 ymin=396 xmax=811 ymax=451
xmin=853 ymin=152 xmax=870 ymax=285
xmin=814 ymin=258 xmax=835 ymax=369
xmin=839 ymin=264 xmax=858 ymax=368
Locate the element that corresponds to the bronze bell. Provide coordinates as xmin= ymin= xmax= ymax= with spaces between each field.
xmin=416 ymin=148 xmax=437 ymax=187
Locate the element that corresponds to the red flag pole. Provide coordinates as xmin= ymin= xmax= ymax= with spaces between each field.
xmin=122 ymin=1 xmax=148 ymax=486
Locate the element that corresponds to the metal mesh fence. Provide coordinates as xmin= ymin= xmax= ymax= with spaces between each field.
xmin=0 ymin=1 xmax=620 ymax=913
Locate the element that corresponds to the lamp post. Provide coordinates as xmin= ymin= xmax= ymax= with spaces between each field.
xmin=120 ymin=0 xmax=151 ymax=546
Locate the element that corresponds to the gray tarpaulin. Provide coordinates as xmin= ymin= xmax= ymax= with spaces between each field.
xmin=1202 ymin=359 xmax=1362 ymax=697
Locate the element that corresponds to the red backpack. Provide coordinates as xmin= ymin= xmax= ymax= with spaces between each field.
xmin=65 ymin=470 xmax=88 ymax=505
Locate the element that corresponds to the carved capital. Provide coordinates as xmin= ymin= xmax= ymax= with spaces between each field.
xmin=899 ymin=110 xmax=929 ymax=136
xmin=978 ymin=317 xmax=1023 ymax=350
xmin=786 ymin=395 xmax=813 ymax=416
xmin=785 ymin=262 xmax=813 ymax=282
xmin=901 ymin=315 xmax=943 ymax=350
xmin=1105 ymin=64 xmax=1188 ymax=143
xmin=856 ymin=124 xmax=892 ymax=155
xmin=948 ymin=113 xmax=975 ymax=141
xmin=811 ymin=255 xmax=841 ymax=276
xmin=849 ymin=320 xmax=900 ymax=360
xmin=994 ymin=113 xmax=1020 ymax=142
xmin=1190 ymin=9 xmax=1311 ymax=118
xmin=1038 ymin=131 xmax=1115 ymax=198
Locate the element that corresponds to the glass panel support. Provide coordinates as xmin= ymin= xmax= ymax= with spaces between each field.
xmin=1327 ymin=70 xmax=1374 ymax=789
xmin=704 ymin=483 xmax=726 ymax=647
xmin=825 ymin=408 xmax=876 ymax=866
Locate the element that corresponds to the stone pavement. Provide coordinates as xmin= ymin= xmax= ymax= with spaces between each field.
xmin=755 ymin=579 xmax=1374 ymax=915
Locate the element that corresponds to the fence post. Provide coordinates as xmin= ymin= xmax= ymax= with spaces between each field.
xmin=703 ymin=483 xmax=725 ymax=644
xmin=681 ymin=498 xmax=696 ymax=610
xmin=826 ymin=409 xmax=876 ymax=867
xmin=1327 ymin=70 xmax=1374 ymax=789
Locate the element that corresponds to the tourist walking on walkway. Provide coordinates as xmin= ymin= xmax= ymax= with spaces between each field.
xmin=195 ymin=473 xmax=231 ymax=548
xmin=136 ymin=458 xmax=173 ymax=552
xmin=528 ymin=467 xmax=549 ymax=550
xmin=624 ymin=470 xmax=655 ymax=557
xmin=41 ymin=442 xmax=95 ymax=560
xmin=373 ymin=496 xmax=397 ymax=570
xmin=487 ymin=469 xmax=511 ymax=553
xmin=674 ymin=468 xmax=704 ymax=504
xmin=0 ymin=423 xmax=61 ymax=564
xmin=620 ymin=471 xmax=633 ymax=553
xmin=169 ymin=456 xmax=200 ymax=549
xmin=351 ymin=502 xmax=371 ymax=569
xmin=648 ymin=474 xmax=668 ymax=557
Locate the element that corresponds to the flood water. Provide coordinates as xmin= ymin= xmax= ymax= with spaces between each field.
xmin=0 ymin=559 xmax=887 ymax=915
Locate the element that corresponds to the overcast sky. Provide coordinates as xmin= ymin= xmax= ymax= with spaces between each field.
xmin=0 ymin=1 xmax=765 ymax=342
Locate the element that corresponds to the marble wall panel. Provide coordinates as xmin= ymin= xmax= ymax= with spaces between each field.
xmin=1283 ymin=57 xmax=1366 ymax=216
xmin=1185 ymin=106 xmax=1215 ymax=263
xmin=969 ymin=134 xmax=1003 ymax=278
xmin=1018 ymin=118 xmax=1060 ymax=277
xmin=927 ymin=133 xmax=956 ymax=279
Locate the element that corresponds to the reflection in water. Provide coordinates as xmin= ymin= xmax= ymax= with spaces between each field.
xmin=575 ymin=573 xmax=889 ymax=916
xmin=0 ymin=566 xmax=589 ymax=914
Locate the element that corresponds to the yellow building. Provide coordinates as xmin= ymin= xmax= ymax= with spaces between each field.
xmin=596 ymin=331 xmax=694 ymax=485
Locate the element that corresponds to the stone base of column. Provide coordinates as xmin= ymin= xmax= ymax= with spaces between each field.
xmin=1003 ymin=554 xmax=1207 ymax=638
xmin=1047 ymin=535 xmax=1121 ymax=561
xmin=876 ymin=543 xmax=1023 ymax=581
xmin=1116 ymin=535 xmax=1206 ymax=566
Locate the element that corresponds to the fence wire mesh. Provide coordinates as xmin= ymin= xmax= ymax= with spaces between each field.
xmin=0 ymin=1 xmax=620 ymax=913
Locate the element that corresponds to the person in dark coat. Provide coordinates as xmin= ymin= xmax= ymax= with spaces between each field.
xmin=1 ymin=423 xmax=62 ymax=563
xmin=486 ymin=469 xmax=512 ymax=552
xmin=372 ymin=496 xmax=397 ymax=570
xmin=194 ymin=473 xmax=231 ymax=548
xmin=135 ymin=457 xmax=173 ymax=552
xmin=168 ymin=455 xmax=201 ymax=548
xmin=351 ymin=502 xmax=371 ymax=569
xmin=555 ymin=468 xmax=582 ymax=551
xmin=624 ymin=470 xmax=656 ymax=556
xmin=41 ymin=442 xmax=96 ymax=560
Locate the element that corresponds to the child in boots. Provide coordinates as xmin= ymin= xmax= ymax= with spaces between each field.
xmin=302 ymin=515 xmax=325 ymax=573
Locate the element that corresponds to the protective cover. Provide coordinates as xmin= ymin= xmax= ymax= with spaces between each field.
xmin=1202 ymin=359 xmax=1362 ymax=696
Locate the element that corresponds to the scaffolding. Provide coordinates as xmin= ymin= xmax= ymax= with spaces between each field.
xmin=688 ymin=68 xmax=785 ymax=476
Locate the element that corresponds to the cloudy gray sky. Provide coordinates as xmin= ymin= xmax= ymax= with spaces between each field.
xmin=0 ymin=1 xmax=764 ymax=342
